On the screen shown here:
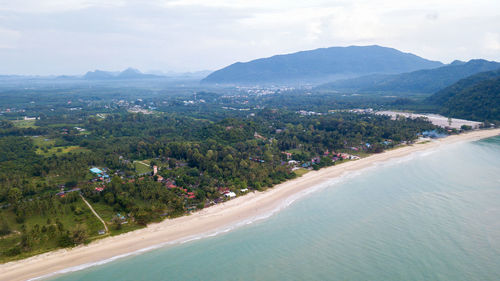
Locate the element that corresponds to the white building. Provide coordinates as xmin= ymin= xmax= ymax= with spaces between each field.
xmin=224 ymin=192 xmax=236 ymax=198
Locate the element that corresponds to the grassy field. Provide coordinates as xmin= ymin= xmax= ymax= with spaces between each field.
xmin=12 ymin=119 xmax=38 ymax=128
xmin=31 ymin=136 xmax=55 ymax=147
xmin=134 ymin=161 xmax=152 ymax=175
xmin=91 ymin=202 xmax=119 ymax=223
xmin=31 ymin=136 xmax=91 ymax=156
xmin=293 ymin=168 xmax=311 ymax=177
xmin=286 ymin=148 xmax=303 ymax=154
xmin=90 ymin=202 xmax=143 ymax=235
xmin=36 ymin=145 xmax=91 ymax=156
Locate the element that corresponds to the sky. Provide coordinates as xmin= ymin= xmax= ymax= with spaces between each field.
xmin=0 ymin=0 xmax=499 ymax=75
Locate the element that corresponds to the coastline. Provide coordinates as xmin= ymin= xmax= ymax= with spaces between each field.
xmin=2 ymin=129 xmax=499 ymax=281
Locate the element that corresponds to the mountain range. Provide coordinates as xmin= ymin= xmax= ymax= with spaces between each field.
xmin=83 ymin=68 xmax=162 ymax=80
xmin=202 ymin=45 xmax=443 ymax=85
xmin=317 ymin=59 xmax=500 ymax=94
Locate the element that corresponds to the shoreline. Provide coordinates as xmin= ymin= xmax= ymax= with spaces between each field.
xmin=2 ymin=129 xmax=500 ymax=281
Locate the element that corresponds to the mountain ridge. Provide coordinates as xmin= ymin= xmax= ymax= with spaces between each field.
xmin=202 ymin=45 xmax=443 ymax=85
xmin=317 ymin=59 xmax=500 ymax=93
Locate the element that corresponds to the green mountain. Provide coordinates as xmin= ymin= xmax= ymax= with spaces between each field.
xmin=202 ymin=45 xmax=442 ymax=85
xmin=318 ymin=59 xmax=500 ymax=94
xmin=427 ymin=69 xmax=500 ymax=121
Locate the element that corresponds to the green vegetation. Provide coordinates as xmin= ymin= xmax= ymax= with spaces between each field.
xmin=12 ymin=119 xmax=38 ymax=128
xmin=134 ymin=161 xmax=152 ymax=175
xmin=0 ymin=193 xmax=103 ymax=262
xmin=36 ymin=145 xmax=90 ymax=156
xmin=2 ymin=45 xmax=498 ymax=264
xmin=293 ymin=168 xmax=310 ymax=177
xmin=0 ymin=83 xmax=441 ymax=262
xmin=427 ymin=69 xmax=500 ymax=123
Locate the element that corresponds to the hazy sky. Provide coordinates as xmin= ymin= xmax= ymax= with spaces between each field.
xmin=1 ymin=0 xmax=500 ymax=75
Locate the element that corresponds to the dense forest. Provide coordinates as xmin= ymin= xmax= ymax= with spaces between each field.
xmin=437 ymin=75 xmax=500 ymax=121
xmin=427 ymin=69 xmax=500 ymax=105
xmin=0 ymin=87 xmax=440 ymax=261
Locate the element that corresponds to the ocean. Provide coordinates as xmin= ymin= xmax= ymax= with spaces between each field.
xmin=49 ymin=137 xmax=500 ymax=281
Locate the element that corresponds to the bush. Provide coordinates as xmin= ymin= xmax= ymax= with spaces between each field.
xmin=65 ymin=180 xmax=78 ymax=188
xmin=71 ymin=226 xmax=88 ymax=244
xmin=73 ymin=207 xmax=84 ymax=215
xmin=0 ymin=217 xmax=11 ymax=236
xmin=134 ymin=210 xmax=152 ymax=226
xmin=461 ymin=125 xmax=472 ymax=131
xmin=57 ymin=233 xmax=73 ymax=247
xmin=15 ymin=215 xmax=25 ymax=224
xmin=4 ymin=246 xmax=21 ymax=256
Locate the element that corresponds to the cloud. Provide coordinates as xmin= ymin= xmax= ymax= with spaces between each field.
xmin=484 ymin=32 xmax=500 ymax=51
xmin=425 ymin=12 xmax=439 ymax=20
xmin=0 ymin=27 xmax=20 ymax=49
xmin=0 ymin=0 xmax=499 ymax=74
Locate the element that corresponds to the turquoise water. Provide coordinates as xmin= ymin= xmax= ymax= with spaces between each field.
xmin=51 ymin=137 xmax=500 ymax=281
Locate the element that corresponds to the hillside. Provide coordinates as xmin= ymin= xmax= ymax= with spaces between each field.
xmin=202 ymin=45 xmax=442 ymax=85
xmin=428 ymin=69 xmax=500 ymax=104
xmin=427 ymin=69 xmax=500 ymax=121
xmin=318 ymin=59 xmax=500 ymax=94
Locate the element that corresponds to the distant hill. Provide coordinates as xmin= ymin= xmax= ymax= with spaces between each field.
xmin=202 ymin=45 xmax=443 ymax=85
xmin=84 ymin=68 xmax=162 ymax=80
xmin=83 ymin=70 xmax=116 ymax=79
xmin=426 ymin=69 xmax=500 ymax=121
xmin=117 ymin=68 xmax=160 ymax=79
xmin=317 ymin=59 xmax=500 ymax=94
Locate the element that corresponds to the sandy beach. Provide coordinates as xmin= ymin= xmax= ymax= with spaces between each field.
xmin=1 ymin=129 xmax=499 ymax=281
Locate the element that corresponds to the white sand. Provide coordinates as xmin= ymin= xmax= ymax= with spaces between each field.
xmin=376 ymin=111 xmax=483 ymax=129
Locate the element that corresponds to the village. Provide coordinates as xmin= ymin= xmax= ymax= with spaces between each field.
xmin=50 ymin=142 xmax=370 ymax=236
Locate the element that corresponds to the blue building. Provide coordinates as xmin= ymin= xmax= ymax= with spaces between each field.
xmin=90 ymin=167 xmax=103 ymax=174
